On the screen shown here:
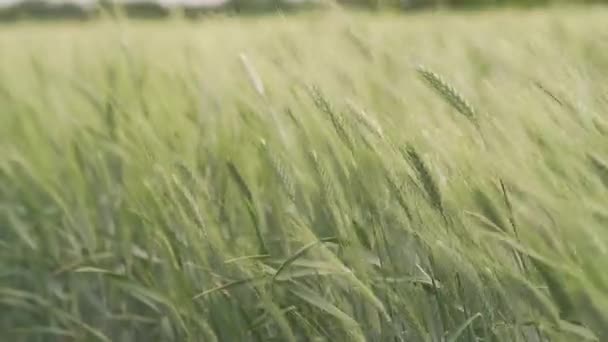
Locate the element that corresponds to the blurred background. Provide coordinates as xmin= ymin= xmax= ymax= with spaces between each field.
xmin=0 ymin=0 xmax=606 ymax=21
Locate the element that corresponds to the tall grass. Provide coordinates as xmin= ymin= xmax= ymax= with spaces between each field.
xmin=1 ymin=8 xmax=608 ymax=341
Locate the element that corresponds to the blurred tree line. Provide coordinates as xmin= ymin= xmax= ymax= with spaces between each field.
xmin=347 ymin=0 xmax=606 ymax=8
xmin=0 ymin=0 xmax=606 ymax=21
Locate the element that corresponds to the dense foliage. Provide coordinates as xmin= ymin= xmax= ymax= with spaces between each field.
xmin=1 ymin=9 xmax=608 ymax=342
xmin=0 ymin=0 xmax=607 ymax=21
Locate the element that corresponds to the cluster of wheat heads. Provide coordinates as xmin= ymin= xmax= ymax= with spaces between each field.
xmin=1 ymin=10 xmax=608 ymax=342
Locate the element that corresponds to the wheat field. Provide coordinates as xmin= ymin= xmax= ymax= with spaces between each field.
xmin=1 ymin=7 xmax=608 ymax=342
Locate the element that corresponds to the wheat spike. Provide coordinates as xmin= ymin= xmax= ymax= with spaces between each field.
xmin=259 ymin=139 xmax=296 ymax=203
xmin=402 ymin=145 xmax=445 ymax=218
xmin=417 ymin=65 xmax=477 ymax=125
xmin=239 ymin=53 xmax=265 ymax=97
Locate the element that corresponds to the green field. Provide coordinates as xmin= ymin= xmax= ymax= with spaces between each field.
xmin=2 ymin=8 xmax=608 ymax=341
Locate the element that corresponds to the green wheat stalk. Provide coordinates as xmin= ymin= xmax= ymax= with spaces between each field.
xmin=417 ymin=66 xmax=478 ymax=126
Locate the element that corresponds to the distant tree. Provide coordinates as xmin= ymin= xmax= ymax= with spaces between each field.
xmin=3 ymin=0 xmax=94 ymax=20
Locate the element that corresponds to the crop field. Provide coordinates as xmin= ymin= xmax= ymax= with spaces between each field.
xmin=1 ymin=7 xmax=608 ymax=342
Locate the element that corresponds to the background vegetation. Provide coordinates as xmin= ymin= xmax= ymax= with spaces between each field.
xmin=2 ymin=7 xmax=608 ymax=342
xmin=1 ymin=0 xmax=608 ymax=21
